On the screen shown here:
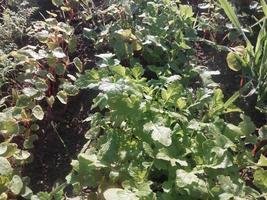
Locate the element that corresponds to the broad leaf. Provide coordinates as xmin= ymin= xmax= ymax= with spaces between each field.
xmin=144 ymin=122 xmax=172 ymax=146
xmin=0 ymin=157 xmax=12 ymax=175
xmin=103 ymin=188 xmax=138 ymax=200
xmin=10 ymin=175 xmax=23 ymax=195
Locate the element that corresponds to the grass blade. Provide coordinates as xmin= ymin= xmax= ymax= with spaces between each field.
xmin=218 ymin=0 xmax=249 ymax=43
xmin=260 ymin=0 xmax=267 ymax=17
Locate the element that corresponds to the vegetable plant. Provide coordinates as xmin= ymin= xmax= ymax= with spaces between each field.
xmin=67 ymin=64 xmax=261 ymax=199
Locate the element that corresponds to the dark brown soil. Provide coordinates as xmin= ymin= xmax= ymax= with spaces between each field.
xmin=22 ymin=89 xmax=97 ymax=193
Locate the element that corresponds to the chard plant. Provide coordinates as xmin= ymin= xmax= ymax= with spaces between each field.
xmin=0 ymin=14 xmax=82 ymax=200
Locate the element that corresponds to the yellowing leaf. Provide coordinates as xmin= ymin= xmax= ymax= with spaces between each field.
xmin=57 ymin=91 xmax=68 ymax=104
xmin=257 ymin=154 xmax=267 ymax=167
xmin=226 ymin=52 xmax=242 ymax=71
xmin=32 ymin=105 xmax=44 ymax=120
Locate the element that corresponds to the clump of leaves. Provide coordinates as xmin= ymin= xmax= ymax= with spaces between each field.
xmin=0 ymin=125 xmax=33 ymax=199
xmin=0 ymin=13 xmax=82 ymax=200
xmin=81 ymin=0 xmax=197 ymax=74
xmin=0 ymin=0 xmax=38 ymax=53
xmin=66 ymin=64 xmax=260 ymax=199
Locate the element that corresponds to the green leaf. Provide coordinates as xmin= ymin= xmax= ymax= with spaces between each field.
xmin=156 ymin=148 xmax=188 ymax=167
xmin=73 ymin=57 xmax=83 ymax=73
xmin=32 ymin=105 xmax=44 ymax=120
xmin=22 ymin=87 xmax=38 ymax=97
xmin=55 ymin=63 xmax=65 ymax=75
xmin=131 ymin=66 xmax=144 ymax=78
xmin=13 ymin=150 xmax=31 ymax=160
xmin=239 ymin=115 xmax=256 ymax=135
xmin=0 ymin=120 xmax=19 ymax=135
xmin=0 ymin=157 xmax=12 ymax=175
xmin=111 ymin=66 xmax=126 ymax=77
xmin=144 ymin=122 xmax=172 ymax=146
xmin=63 ymin=83 xmax=79 ymax=96
xmin=24 ymin=135 xmax=39 ymax=149
xmin=257 ymin=154 xmax=267 ymax=167
xmin=52 ymin=47 xmax=66 ymax=59
xmin=0 ymin=143 xmax=17 ymax=158
xmin=176 ymin=98 xmax=187 ymax=110
xmin=10 ymin=175 xmax=23 ymax=195
xmin=21 ymin=186 xmax=33 ymax=199
xmin=254 ymin=168 xmax=267 ymax=192
xmin=68 ymin=36 xmax=77 ymax=53
xmin=103 ymin=188 xmax=138 ymax=200
xmin=179 ymin=5 xmax=193 ymax=18
xmin=176 ymin=169 xmax=198 ymax=187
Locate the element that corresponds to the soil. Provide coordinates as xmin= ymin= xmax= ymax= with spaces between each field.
xmin=21 ymin=89 xmax=98 ymax=193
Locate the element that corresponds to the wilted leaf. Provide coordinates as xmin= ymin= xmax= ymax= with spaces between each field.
xmin=46 ymin=96 xmax=55 ymax=108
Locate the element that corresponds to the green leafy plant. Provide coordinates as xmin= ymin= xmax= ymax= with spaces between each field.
xmin=0 ymin=12 xmax=81 ymax=200
xmin=81 ymin=0 xmax=197 ymax=74
xmin=0 ymin=0 xmax=38 ymax=53
xmin=65 ymin=64 xmax=261 ymax=199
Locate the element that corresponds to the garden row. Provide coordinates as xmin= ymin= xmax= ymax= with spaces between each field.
xmin=0 ymin=0 xmax=266 ymax=199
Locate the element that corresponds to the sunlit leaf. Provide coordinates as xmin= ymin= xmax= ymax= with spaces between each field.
xmin=32 ymin=105 xmax=44 ymax=120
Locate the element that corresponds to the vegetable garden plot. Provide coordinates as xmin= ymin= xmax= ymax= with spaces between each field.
xmin=0 ymin=0 xmax=266 ymax=199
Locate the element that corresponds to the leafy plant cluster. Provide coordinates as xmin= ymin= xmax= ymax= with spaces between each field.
xmin=67 ymin=0 xmax=267 ymax=199
xmin=0 ymin=0 xmax=266 ymax=200
xmin=0 ymin=1 xmax=83 ymax=199
xmin=71 ymin=64 xmax=261 ymax=199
